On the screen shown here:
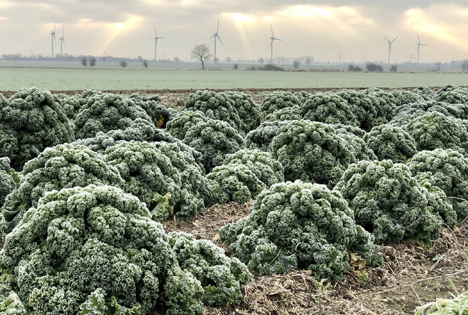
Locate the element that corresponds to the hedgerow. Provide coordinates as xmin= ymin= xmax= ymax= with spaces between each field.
xmin=408 ymin=149 xmax=468 ymax=222
xmin=0 ymin=87 xmax=75 ymax=170
xmin=0 ymin=185 xmax=205 ymax=315
xmin=220 ymin=181 xmax=382 ymax=279
xmin=225 ymin=91 xmax=261 ymax=133
xmin=74 ymin=92 xmax=154 ymax=139
xmin=260 ymin=91 xmax=301 ymax=116
xmin=334 ymin=160 xmax=444 ymax=244
xmin=301 ymin=92 xmax=359 ymax=126
xmin=183 ymin=90 xmax=243 ymax=132
xmin=1 ymin=144 xmax=125 ymax=232
xmin=271 ymin=120 xmax=353 ymax=187
xmin=105 ymin=141 xmax=211 ymax=221
xmin=182 ymin=119 xmax=245 ymax=172
xmin=364 ymin=124 xmax=417 ymax=163
xmin=224 ymin=149 xmax=284 ymax=187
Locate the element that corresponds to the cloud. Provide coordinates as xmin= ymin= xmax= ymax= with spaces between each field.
xmin=0 ymin=0 xmax=467 ymax=62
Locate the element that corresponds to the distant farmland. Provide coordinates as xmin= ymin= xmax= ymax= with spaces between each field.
xmin=0 ymin=67 xmax=467 ymax=91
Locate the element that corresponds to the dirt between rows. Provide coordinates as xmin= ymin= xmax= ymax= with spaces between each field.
xmin=163 ymin=201 xmax=468 ymax=315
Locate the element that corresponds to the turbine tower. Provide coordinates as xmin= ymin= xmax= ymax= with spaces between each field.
xmin=416 ymin=33 xmax=427 ymax=64
xmin=269 ymin=24 xmax=281 ymax=64
xmin=384 ymin=36 xmax=398 ymax=64
xmin=50 ymin=23 xmax=56 ymax=58
xmin=210 ymin=19 xmax=223 ymax=65
xmin=153 ymin=27 xmax=163 ymax=62
xmin=59 ymin=27 xmax=66 ymax=57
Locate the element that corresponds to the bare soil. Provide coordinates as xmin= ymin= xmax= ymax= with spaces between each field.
xmin=163 ymin=202 xmax=468 ymax=315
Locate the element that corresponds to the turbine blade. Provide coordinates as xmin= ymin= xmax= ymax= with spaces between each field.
xmin=270 ymin=24 xmax=274 ymax=37
xmin=421 ymin=44 xmax=427 ymax=46
xmin=383 ymin=36 xmax=390 ymax=42
xmin=62 ymin=26 xmax=64 ymax=37
xmin=153 ymin=26 xmax=157 ymax=36
xmin=217 ymin=36 xmax=223 ymax=46
xmin=417 ymin=33 xmax=420 ymax=43
xmin=392 ymin=36 xmax=398 ymax=42
xmin=54 ymin=23 xmax=56 ymax=33
xmin=217 ymin=18 xmax=219 ymax=33
xmin=210 ymin=35 xmax=215 ymax=39
xmin=63 ymin=39 xmax=66 ymax=48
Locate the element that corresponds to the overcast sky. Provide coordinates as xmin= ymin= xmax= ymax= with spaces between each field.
xmin=1 ymin=0 xmax=467 ymax=63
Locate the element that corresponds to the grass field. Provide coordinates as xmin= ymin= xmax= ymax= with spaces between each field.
xmin=1 ymin=67 xmax=467 ymax=91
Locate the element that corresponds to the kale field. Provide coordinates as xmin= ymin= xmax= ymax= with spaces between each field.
xmin=1 ymin=67 xmax=468 ymax=91
xmin=1 ymin=85 xmax=468 ymax=314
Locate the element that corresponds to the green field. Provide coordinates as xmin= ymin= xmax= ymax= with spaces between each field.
xmin=1 ymin=67 xmax=467 ymax=91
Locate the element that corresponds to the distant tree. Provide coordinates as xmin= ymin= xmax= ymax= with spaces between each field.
xmin=435 ymin=62 xmax=441 ymax=72
xmin=348 ymin=64 xmax=363 ymax=72
xmin=137 ymin=56 xmax=143 ymax=62
xmin=191 ymin=44 xmax=212 ymax=70
xmin=225 ymin=56 xmax=232 ymax=63
xmin=305 ymin=58 xmax=312 ymax=68
xmin=142 ymin=59 xmax=148 ymax=68
xmin=462 ymin=60 xmax=468 ymax=72
xmin=293 ymin=61 xmax=301 ymax=69
xmin=89 ymin=57 xmax=97 ymax=67
xmin=119 ymin=60 xmax=127 ymax=68
xmin=233 ymin=63 xmax=239 ymax=70
xmin=81 ymin=57 xmax=87 ymax=67
xmin=366 ymin=62 xmax=383 ymax=72
xmin=390 ymin=64 xmax=397 ymax=72
xmin=174 ymin=57 xmax=181 ymax=65
xmin=258 ymin=57 xmax=265 ymax=66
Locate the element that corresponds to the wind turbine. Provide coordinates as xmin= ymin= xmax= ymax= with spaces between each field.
xmin=50 ymin=23 xmax=56 ymax=58
xmin=210 ymin=19 xmax=223 ymax=65
xmin=269 ymin=24 xmax=281 ymax=64
xmin=59 ymin=27 xmax=66 ymax=57
xmin=416 ymin=33 xmax=427 ymax=64
xmin=384 ymin=36 xmax=398 ymax=64
xmin=153 ymin=27 xmax=163 ymax=62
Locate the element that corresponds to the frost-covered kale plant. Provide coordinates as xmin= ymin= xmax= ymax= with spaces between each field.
xmin=413 ymin=86 xmax=435 ymax=101
xmin=182 ymin=119 xmax=245 ymax=172
xmin=225 ymin=91 xmax=261 ymax=133
xmin=260 ymin=91 xmax=301 ymax=116
xmin=207 ymin=164 xmax=266 ymax=204
xmin=166 ymin=110 xmax=209 ymax=140
xmin=408 ymin=148 xmax=468 ymax=222
xmin=271 ymin=120 xmax=354 ymax=187
xmin=245 ymin=121 xmax=291 ymax=152
xmin=264 ymin=107 xmax=301 ymax=121
xmin=405 ymin=112 xmax=468 ymax=153
xmin=364 ymin=124 xmax=417 ymax=163
xmin=182 ymin=90 xmax=243 ymax=132
xmin=390 ymin=90 xmax=425 ymax=105
xmin=435 ymin=86 xmax=468 ymax=105
xmin=220 ymin=181 xmax=382 ymax=279
xmin=73 ymin=118 xmax=202 ymax=163
xmin=74 ymin=92 xmax=154 ymax=139
xmin=0 ymin=88 xmax=74 ymax=170
xmin=0 ymin=158 xmax=16 ymax=209
xmin=0 ymin=185 xmax=206 ymax=315
xmin=224 ymin=149 xmax=284 ymax=187
xmin=168 ymin=232 xmax=251 ymax=306
xmin=334 ymin=160 xmax=446 ymax=244
xmin=61 ymin=94 xmax=87 ymax=120
xmin=338 ymin=133 xmax=377 ymax=162
xmin=105 ymin=141 xmax=213 ymax=221
xmin=390 ymin=101 xmax=468 ymax=128
xmin=1 ymin=144 xmax=125 ymax=232
xmin=129 ymin=93 xmax=178 ymax=128
xmin=331 ymin=123 xmax=366 ymax=138
xmin=301 ymin=92 xmax=359 ymax=126
xmin=293 ymin=91 xmax=312 ymax=104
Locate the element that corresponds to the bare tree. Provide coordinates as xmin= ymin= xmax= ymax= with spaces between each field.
xmin=258 ymin=57 xmax=265 ymax=66
xmin=89 ymin=57 xmax=97 ymax=67
xmin=225 ymin=56 xmax=231 ymax=63
xmin=305 ymin=58 xmax=312 ymax=68
xmin=174 ymin=57 xmax=181 ymax=65
xmin=191 ymin=44 xmax=212 ymax=70
xmin=81 ymin=57 xmax=87 ymax=67
xmin=142 ymin=59 xmax=148 ymax=68
xmin=120 ymin=60 xmax=127 ymax=68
